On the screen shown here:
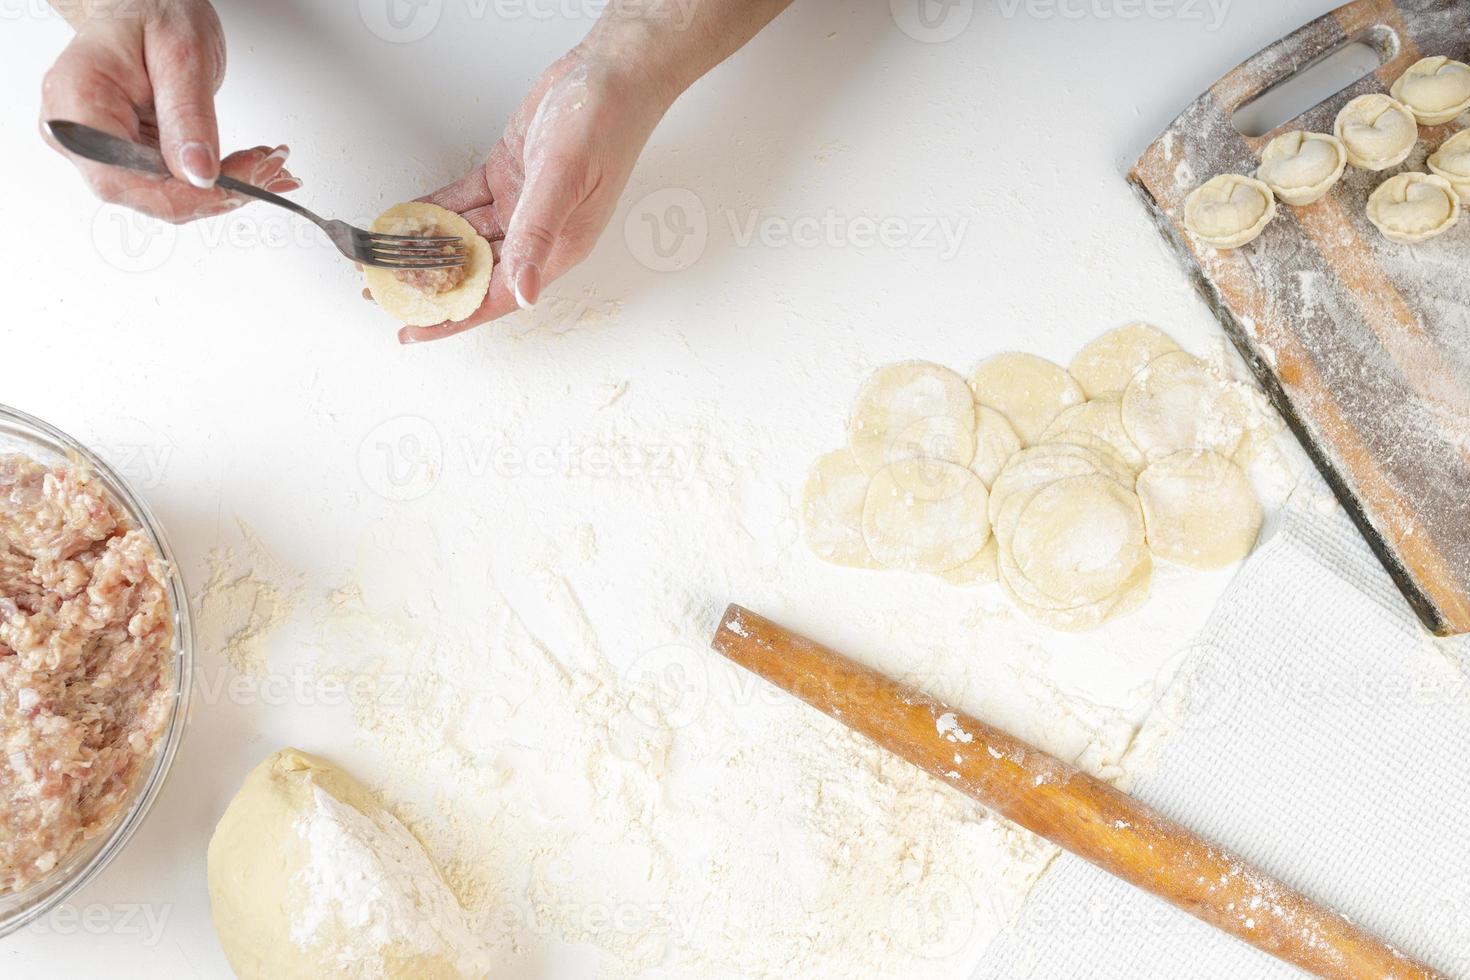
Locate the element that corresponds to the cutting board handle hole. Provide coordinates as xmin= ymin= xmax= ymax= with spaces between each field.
xmin=1232 ymin=33 xmax=1395 ymax=137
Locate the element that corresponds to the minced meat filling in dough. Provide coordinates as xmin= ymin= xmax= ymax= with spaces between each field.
xmin=387 ymin=216 xmax=470 ymax=295
xmin=0 ymin=454 xmax=174 ymax=893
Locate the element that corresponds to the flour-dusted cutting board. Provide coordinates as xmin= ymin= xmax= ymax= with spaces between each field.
xmin=1130 ymin=0 xmax=1470 ymax=636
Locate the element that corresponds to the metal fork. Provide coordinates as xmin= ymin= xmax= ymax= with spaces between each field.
xmin=46 ymin=120 xmax=467 ymax=272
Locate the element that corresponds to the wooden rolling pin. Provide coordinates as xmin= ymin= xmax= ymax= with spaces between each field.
xmin=710 ymin=604 xmax=1444 ymax=980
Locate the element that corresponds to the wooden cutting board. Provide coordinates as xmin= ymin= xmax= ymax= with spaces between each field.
xmin=1130 ymin=0 xmax=1470 ymax=636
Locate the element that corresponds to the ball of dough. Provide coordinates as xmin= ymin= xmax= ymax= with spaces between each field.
xmin=1428 ymin=130 xmax=1470 ymax=202
xmin=802 ymin=450 xmax=881 ymax=569
xmin=1333 ymin=94 xmax=1418 ymax=171
xmin=1136 ymin=450 xmax=1261 ymax=569
xmin=364 ymin=203 xmax=494 ymax=326
xmin=848 ymin=361 xmax=976 ymax=474
xmin=1366 ymin=172 xmax=1462 ymax=244
xmin=970 ymin=406 xmax=1023 ymax=486
xmin=862 ymin=459 xmax=989 ymax=573
xmin=1121 ymin=351 xmax=1249 ymax=462
xmin=207 ymin=749 xmax=490 ymax=980
xmin=1389 ymin=56 xmax=1470 ymax=126
xmin=1183 ymin=174 xmax=1276 ymax=249
xmin=1255 ymin=131 xmax=1348 ymax=206
xmin=1067 ymin=322 xmax=1180 ymax=399
xmin=968 ymin=353 xmax=1084 ymax=447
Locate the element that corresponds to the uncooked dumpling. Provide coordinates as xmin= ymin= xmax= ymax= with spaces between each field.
xmin=1428 ymin=130 xmax=1470 ymax=202
xmin=801 ymin=450 xmax=880 ymax=568
xmin=1333 ymin=94 xmax=1418 ymax=171
xmin=207 ymin=749 xmax=490 ymax=980
xmin=363 ymin=203 xmax=494 ymax=326
xmin=1255 ymin=131 xmax=1348 ymax=206
xmin=1366 ymin=172 xmax=1461 ymax=244
xmin=968 ymin=353 xmax=1084 ymax=446
xmin=1390 ymin=56 xmax=1470 ymax=126
xmin=1067 ymin=322 xmax=1180 ymax=399
xmin=848 ymin=362 xmax=976 ymax=474
xmin=970 ymin=406 xmax=1023 ymax=486
xmin=1183 ymin=174 xmax=1276 ymax=248
xmin=862 ymin=459 xmax=989 ymax=573
xmin=1121 ymin=351 xmax=1249 ymax=461
xmin=1136 ymin=450 xmax=1261 ymax=569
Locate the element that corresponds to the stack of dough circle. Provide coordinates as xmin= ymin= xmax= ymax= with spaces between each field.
xmin=1428 ymin=130 xmax=1470 ymax=202
xmin=799 ymin=325 xmax=1272 ymax=630
xmin=1255 ymin=131 xmax=1348 ymax=206
xmin=1136 ymin=450 xmax=1262 ymax=569
xmin=1067 ymin=322 xmax=1179 ymax=399
xmin=1366 ymin=172 xmax=1462 ymax=244
xmin=848 ymin=361 xmax=976 ymax=473
xmin=861 ymin=459 xmax=990 ymax=573
xmin=1333 ymin=94 xmax=1418 ymax=171
xmin=968 ymin=352 xmax=1084 ymax=446
xmin=801 ymin=451 xmax=883 ymax=569
xmin=1389 ymin=56 xmax=1470 ymax=126
xmin=1121 ymin=351 xmax=1249 ymax=462
xmin=1182 ymin=174 xmax=1276 ymax=248
xmin=363 ymin=202 xmax=495 ymax=326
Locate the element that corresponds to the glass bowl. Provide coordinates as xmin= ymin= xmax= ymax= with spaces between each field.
xmin=0 ymin=403 xmax=193 ymax=938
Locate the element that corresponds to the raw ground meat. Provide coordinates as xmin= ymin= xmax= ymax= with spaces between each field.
xmin=0 ymin=454 xmax=174 ymax=893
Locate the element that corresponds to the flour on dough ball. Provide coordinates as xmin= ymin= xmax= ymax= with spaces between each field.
xmin=1136 ymin=450 xmax=1261 ymax=569
xmin=968 ymin=353 xmax=1084 ymax=447
xmin=862 ymin=459 xmax=990 ymax=573
xmin=207 ymin=749 xmax=490 ymax=980
xmin=1068 ymin=323 xmax=1180 ymax=399
xmin=1122 ymin=351 xmax=1249 ymax=461
xmin=848 ymin=361 xmax=976 ymax=474
xmin=801 ymin=450 xmax=880 ymax=569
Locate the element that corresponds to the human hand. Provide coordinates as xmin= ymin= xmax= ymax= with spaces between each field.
xmin=400 ymin=42 xmax=674 ymax=344
xmin=40 ymin=0 xmax=298 ymax=223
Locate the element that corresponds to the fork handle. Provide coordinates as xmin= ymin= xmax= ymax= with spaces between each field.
xmin=216 ymin=175 xmax=315 ymax=221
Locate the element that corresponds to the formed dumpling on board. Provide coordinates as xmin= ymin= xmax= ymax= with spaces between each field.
xmin=1183 ymin=174 xmax=1276 ymax=248
xmin=1255 ymin=131 xmax=1348 ymax=206
xmin=1428 ymin=130 xmax=1470 ymax=202
xmin=1333 ymin=94 xmax=1418 ymax=171
xmin=1389 ymin=56 xmax=1470 ymax=126
xmin=1366 ymin=172 xmax=1462 ymax=245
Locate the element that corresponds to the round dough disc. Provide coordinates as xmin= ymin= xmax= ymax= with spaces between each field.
xmin=987 ymin=443 xmax=1133 ymax=524
xmin=801 ymin=450 xmax=880 ymax=569
xmin=1068 ymin=323 xmax=1180 ymax=399
xmin=1004 ymin=553 xmax=1152 ymax=632
xmin=968 ymin=353 xmax=1084 ymax=447
xmin=363 ymin=202 xmax=494 ymax=326
xmin=207 ymin=749 xmax=490 ymax=980
xmin=1121 ymin=351 xmax=1249 ymax=462
xmin=971 ymin=406 xmax=1023 ymax=486
xmin=1011 ymin=475 xmax=1147 ymax=606
xmin=848 ymin=362 xmax=976 ymax=474
xmin=1136 ymin=450 xmax=1262 ymax=569
xmin=938 ymin=537 xmax=998 ymax=586
xmin=1039 ymin=395 xmax=1146 ymax=472
xmin=862 ymin=459 xmax=990 ymax=573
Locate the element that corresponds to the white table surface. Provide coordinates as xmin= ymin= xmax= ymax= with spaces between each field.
xmin=1 ymin=1 xmax=1350 ymax=976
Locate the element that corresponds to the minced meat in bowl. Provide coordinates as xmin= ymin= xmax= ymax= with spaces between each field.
xmin=0 ymin=405 xmax=191 ymax=937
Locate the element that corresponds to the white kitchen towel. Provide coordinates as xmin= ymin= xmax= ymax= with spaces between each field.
xmin=974 ymin=480 xmax=1470 ymax=979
